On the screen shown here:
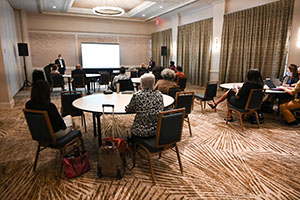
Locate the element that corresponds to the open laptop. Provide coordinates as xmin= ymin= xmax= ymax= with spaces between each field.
xmin=265 ymin=80 xmax=284 ymax=91
xmin=271 ymin=78 xmax=281 ymax=86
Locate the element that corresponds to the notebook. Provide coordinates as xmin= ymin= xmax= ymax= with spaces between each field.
xmin=265 ymin=80 xmax=284 ymax=91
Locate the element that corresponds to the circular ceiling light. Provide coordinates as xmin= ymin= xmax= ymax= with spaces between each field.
xmin=93 ymin=6 xmax=125 ymax=16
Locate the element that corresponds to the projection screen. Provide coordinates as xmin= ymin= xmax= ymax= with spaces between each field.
xmin=81 ymin=43 xmax=120 ymax=69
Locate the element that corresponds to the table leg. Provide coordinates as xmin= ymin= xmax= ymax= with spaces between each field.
xmin=93 ymin=113 xmax=97 ymax=137
xmin=96 ymin=113 xmax=102 ymax=147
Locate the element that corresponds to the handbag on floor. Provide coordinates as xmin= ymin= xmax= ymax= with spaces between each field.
xmin=63 ymin=150 xmax=90 ymax=179
xmin=98 ymin=104 xmax=125 ymax=179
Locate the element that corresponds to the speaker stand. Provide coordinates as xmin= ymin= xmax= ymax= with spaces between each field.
xmin=21 ymin=56 xmax=31 ymax=90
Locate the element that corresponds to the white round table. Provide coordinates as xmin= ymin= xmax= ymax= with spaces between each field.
xmin=219 ymin=82 xmax=286 ymax=94
xmin=131 ymin=78 xmax=140 ymax=84
xmin=63 ymin=74 xmax=100 ymax=91
xmin=73 ymin=93 xmax=174 ymax=146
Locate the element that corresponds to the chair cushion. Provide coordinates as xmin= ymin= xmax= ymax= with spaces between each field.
xmin=134 ymin=136 xmax=163 ymax=153
xmin=50 ymin=129 xmax=82 ymax=148
xmin=194 ymin=94 xmax=206 ymax=100
xmin=228 ymin=104 xmax=249 ymax=113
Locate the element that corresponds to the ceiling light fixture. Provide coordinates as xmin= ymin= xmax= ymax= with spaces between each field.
xmin=52 ymin=5 xmax=56 ymax=9
xmin=92 ymin=6 xmax=125 ymax=16
xmin=159 ymin=6 xmax=163 ymax=8
xmin=142 ymin=14 xmax=145 ymax=17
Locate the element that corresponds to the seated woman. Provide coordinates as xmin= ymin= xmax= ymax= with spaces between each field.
xmin=51 ymin=64 xmax=60 ymax=75
xmin=208 ymin=69 xmax=264 ymax=121
xmin=282 ymin=64 xmax=299 ymax=87
xmin=125 ymin=73 xmax=164 ymax=137
xmin=174 ymin=66 xmax=185 ymax=82
xmin=138 ymin=63 xmax=149 ymax=77
xmin=154 ymin=69 xmax=178 ymax=94
xmin=280 ymin=66 xmax=300 ymax=126
xmin=25 ymin=80 xmax=74 ymax=139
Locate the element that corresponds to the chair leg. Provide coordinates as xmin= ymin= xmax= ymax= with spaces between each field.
xmin=33 ymin=144 xmax=41 ymax=172
xmin=175 ymin=145 xmax=183 ymax=174
xmin=80 ymin=137 xmax=85 ymax=151
xmin=60 ymin=147 xmax=66 ymax=178
xmin=238 ymin=112 xmax=244 ymax=131
xmin=82 ymin=114 xmax=87 ymax=133
xmin=204 ymin=100 xmax=206 ymax=109
xmin=186 ymin=117 xmax=192 ymax=137
xmin=158 ymin=152 xmax=162 ymax=159
xmin=146 ymin=150 xmax=156 ymax=185
xmin=254 ymin=111 xmax=260 ymax=129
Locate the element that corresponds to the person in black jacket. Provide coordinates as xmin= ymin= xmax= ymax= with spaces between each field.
xmin=25 ymin=80 xmax=73 ymax=139
xmin=55 ymin=54 xmax=66 ymax=75
xmin=71 ymin=64 xmax=90 ymax=94
xmin=208 ymin=69 xmax=264 ymax=121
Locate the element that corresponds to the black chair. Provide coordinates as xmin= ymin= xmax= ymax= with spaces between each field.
xmin=61 ymin=91 xmax=87 ymax=132
xmin=167 ymin=85 xmax=180 ymax=99
xmin=50 ymin=73 xmax=65 ymax=91
xmin=99 ymin=71 xmax=111 ymax=89
xmin=177 ymin=77 xmax=187 ymax=91
xmin=174 ymin=91 xmax=194 ymax=137
xmin=44 ymin=64 xmax=52 ymax=85
xmin=227 ymin=89 xmax=265 ymax=131
xmin=133 ymin=108 xmax=185 ymax=185
xmin=23 ymin=109 xmax=84 ymax=176
xmin=194 ymin=81 xmax=218 ymax=113
xmin=130 ymin=71 xmax=138 ymax=78
xmin=72 ymin=74 xmax=87 ymax=94
xmin=118 ymin=79 xmax=134 ymax=92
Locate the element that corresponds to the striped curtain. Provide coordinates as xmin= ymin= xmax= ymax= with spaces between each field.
xmin=151 ymin=29 xmax=172 ymax=68
xmin=219 ymin=0 xmax=295 ymax=83
xmin=177 ymin=18 xmax=213 ymax=87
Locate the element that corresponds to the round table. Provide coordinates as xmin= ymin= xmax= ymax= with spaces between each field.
xmin=63 ymin=74 xmax=101 ymax=91
xmin=73 ymin=93 xmax=174 ymax=146
xmin=219 ymin=82 xmax=286 ymax=94
xmin=131 ymin=78 xmax=140 ymax=84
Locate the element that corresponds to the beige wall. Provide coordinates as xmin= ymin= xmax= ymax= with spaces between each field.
xmin=27 ymin=13 xmax=154 ymax=70
xmin=0 ymin=0 xmax=23 ymax=108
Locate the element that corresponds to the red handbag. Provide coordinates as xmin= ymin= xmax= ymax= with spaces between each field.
xmin=63 ymin=150 xmax=90 ymax=179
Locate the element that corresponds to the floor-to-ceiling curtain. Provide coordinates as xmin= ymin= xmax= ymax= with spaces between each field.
xmin=219 ymin=0 xmax=294 ymax=83
xmin=177 ymin=18 xmax=213 ymax=87
xmin=151 ymin=29 xmax=172 ymax=68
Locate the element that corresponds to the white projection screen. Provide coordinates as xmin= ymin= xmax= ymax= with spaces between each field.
xmin=81 ymin=43 xmax=120 ymax=69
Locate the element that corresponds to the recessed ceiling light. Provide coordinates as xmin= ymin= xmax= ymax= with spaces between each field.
xmin=159 ymin=6 xmax=163 ymax=9
xmin=52 ymin=5 xmax=56 ymax=9
xmin=142 ymin=14 xmax=145 ymax=17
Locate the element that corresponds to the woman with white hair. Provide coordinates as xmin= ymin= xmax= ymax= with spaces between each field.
xmin=125 ymin=73 xmax=164 ymax=137
xmin=154 ymin=68 xmax=177 ymax=94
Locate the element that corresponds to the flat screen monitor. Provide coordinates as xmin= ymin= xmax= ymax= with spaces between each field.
xmin=81 ymin=43 xmax=120 ymax=69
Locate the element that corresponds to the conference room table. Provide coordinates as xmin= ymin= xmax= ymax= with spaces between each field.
xmin=72 ymin=92 xmax=174 ymax=147
xmin=219 ymin=82 xmax=286 ymax=114
xmin=63 ymin=74 xmax=101 ymax=91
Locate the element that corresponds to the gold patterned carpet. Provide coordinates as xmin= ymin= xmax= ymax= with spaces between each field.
xmin=0 ymin=85 xmax=299 ymax=199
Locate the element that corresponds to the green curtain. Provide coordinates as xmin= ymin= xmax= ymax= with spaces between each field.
xmin=151 ymin=29 xmax=172 ymax=68
xmin=177 ymin=18 xmax=213 ymax=86
xmin=219 ymin=0 xmax=294 ymax=83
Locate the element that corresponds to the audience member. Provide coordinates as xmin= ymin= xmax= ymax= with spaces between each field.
xmin=112 ymin=66 xmax=129 ymax=87
xmin=208 ymin=69 xmax=264 ymax=121
xmin=51 ymin=64 xmax=60 ymax=75
xmin=126 ymin=73 xmax=164 ymax=137
xmin=25 ymin=80 xmax=74 ymax=139
xmin=169 ymin=61 xmax=176 ymax=71
xmin=152 ymin=66 xmax=163 ymax=82
xmin=138 ymin=63 xmax=149 ymax=77
xmin=71 ymin=64 xmax=90 ymax=94
xmin=154 ymin=69 xmax=177 ymax=94
xmin=280 ymin=66 xmax=300 ymax=126
xmin=55 ymin=54 xmax=66 ymax=75
xmin=282 ymin=64 xmax=299 ymax=87
xmin=175 ymin=66 xmax=185 ymax=82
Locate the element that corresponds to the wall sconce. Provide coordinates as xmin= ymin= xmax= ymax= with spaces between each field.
xmin=297 ymin=28 xmax=300 ymax=48
xmin=214 ymin=37 xmax=220 ymax=51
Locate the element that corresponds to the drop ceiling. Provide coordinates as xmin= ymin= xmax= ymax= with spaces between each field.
xmin=7 ymin=0 xmax=218 ymax=22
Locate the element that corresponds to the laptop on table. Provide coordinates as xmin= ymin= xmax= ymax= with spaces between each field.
xmin=265 ymin=80 xmax=284 ymax=91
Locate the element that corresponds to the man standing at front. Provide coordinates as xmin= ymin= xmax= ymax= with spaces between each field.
xmin=55 ymin=54 xmax=66 ymax=75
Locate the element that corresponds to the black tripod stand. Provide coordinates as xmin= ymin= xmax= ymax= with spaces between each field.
xmin=21 ymin=56 xmax=31 ymax=90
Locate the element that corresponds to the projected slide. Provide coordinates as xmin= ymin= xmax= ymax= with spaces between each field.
xmin=81 ymin=43 xmax=120 ymax=69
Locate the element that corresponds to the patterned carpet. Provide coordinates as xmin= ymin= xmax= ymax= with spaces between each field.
xmin=0 ymin=85 xmax=299 ymax=199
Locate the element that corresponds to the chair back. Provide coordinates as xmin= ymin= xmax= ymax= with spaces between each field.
xmin=118 ymin=79 xmax=134 ymax=91
xmin=72 ymin=74 xmax=85 ymax=87
xmin=175 ymin=91 xmax=194 ymax=115
xmin=23 ymin=109 xmax=56 ymax=144
xmin=204 ymin=81 xmax=218 ymax=100
xmin=244 ymin=89 xmax=265 ymax=111
xmin=51 ymin=73 xmax=64 ymax=87
xmin=177 ymin=77 xmax=187 ymax=91
xmin=44 ymin=65 xmax=52 ymax=84
xmin=167 ymin=86 xmax=180 ymax=99
xmin=61 ymin=91 xmax=83 ymax=117
xmin=155 ymin=108 xmax=185 ymax=149
xmin=130 ymin=71 xmax=138 ymax=78
xmin=100 ymin=72 xmax=111 ymax=85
